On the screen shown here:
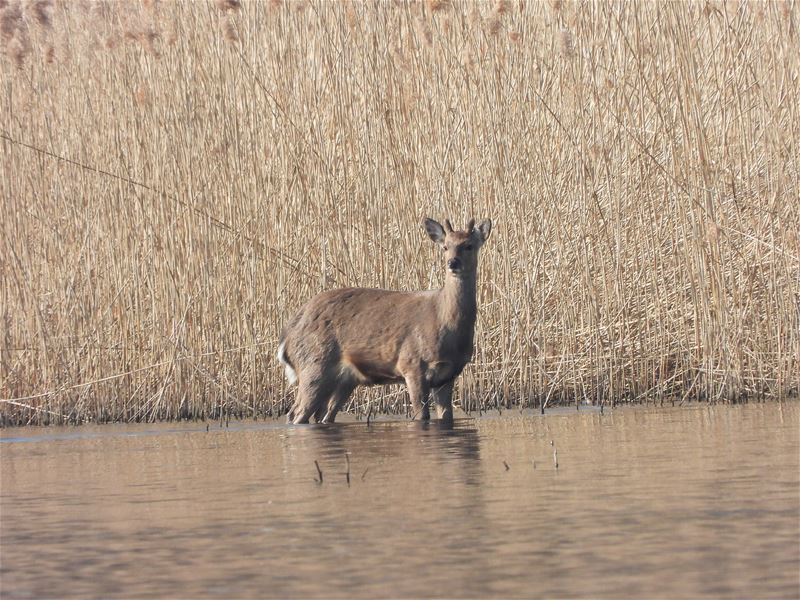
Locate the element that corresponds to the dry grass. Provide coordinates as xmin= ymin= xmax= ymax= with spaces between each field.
xmin=1 ymin=0 xmax=798 ymax=426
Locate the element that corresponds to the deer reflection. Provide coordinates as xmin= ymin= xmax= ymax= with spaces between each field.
xmin=280 ymin=419 xmax=482 ymax=485
xmin=273 ymin=419 xmax=495 ymax=592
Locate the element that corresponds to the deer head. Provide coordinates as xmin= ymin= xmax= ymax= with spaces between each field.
xmin=423 ymin=217 xmax=492 ymax=279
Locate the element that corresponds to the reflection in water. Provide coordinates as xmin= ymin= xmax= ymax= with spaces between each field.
xmin=1 ymin=404 xmax=798 ymax=599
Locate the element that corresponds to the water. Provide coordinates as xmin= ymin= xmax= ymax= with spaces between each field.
xmin=1 ymin=403 xmax=798 ymax=599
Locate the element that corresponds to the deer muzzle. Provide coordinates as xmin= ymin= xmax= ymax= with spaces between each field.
xmin=447 ymin=258 xmax=462 ymax=273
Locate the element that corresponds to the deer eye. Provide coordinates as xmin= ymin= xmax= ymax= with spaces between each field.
xmin=443 ymin=245 xmax=448 ymax=251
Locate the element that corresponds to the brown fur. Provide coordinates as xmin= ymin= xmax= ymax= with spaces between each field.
xmin=279 ymin=218 xmax=492 ymax=424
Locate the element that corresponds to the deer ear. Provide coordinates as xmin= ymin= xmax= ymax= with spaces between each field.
xmin=475 ymin=219 xmax=492 ymax=243
xmin=423 ymin=218 xmax=446 ymax=244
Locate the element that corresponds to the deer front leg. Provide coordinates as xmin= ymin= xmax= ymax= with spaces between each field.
xmin=431 ymin=380 xmax=454 ymax=424
xmin=404 ymin=373 xmax=430 ymax=421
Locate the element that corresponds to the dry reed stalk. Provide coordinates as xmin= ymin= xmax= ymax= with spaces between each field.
xmin=0 ymin=0 xmax=798 ymax=426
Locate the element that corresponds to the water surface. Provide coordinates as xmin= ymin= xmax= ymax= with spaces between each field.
xmin=1 ymin=403 xmax=798 ymax=598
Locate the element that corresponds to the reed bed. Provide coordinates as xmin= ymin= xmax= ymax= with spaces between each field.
xmin=1 ymin=0 xmax=798 ymax=426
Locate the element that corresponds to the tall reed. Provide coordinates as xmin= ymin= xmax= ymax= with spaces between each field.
xmin=1 ymin=0 xmax=798 ymax=425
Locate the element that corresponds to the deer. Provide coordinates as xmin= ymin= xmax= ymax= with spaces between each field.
xmin=277 ymin=217 xmax=492 ymax=425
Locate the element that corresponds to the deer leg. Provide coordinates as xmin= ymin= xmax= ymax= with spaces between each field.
xmin=432 ymin=380 xmax=455 ymax=424
xmin=292 ymin=390 xmax=326 ymax=424
xmin=321 ymin=380 xmax=356 ymax=424
xmin=290 ymin=393 xmax=318 ymax=424
xmin=287 ymin=387 xmax=304 ymax=423
xmin=404 ymin=373 xmax=431 ymax=421
xmin=313 ymin=403 xmax=327 ymax=424
xmin=286 ymin=394 xmax=304 ymax=423
xmin=291 ymin=375 xmax=333 ymax=425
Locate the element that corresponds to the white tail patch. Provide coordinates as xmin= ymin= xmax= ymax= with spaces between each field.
xmin=277 ymin=341 xmax=297 ymax=385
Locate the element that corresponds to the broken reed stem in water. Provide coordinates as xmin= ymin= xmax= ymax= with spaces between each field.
xmin=314 ymin=460 xmax=323 ymax=484
xmin=1 ymin=1 xmax=798 ymax=426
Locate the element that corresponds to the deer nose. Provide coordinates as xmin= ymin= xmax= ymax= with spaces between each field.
xmin=448 ymin=258 xmax=462 ymax=271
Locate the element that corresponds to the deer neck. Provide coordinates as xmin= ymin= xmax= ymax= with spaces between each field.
xmin=437 ymin=272 xmax=478 ymax=335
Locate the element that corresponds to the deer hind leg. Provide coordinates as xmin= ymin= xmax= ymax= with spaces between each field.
xmin=431 ymin=380 xmax=455 ymax=424
xmin=290 ymin=371 xmax=336 ymax=425
xmin=312 ymin=402 xmax=327 ymax=424
xmin=320 ymin=379 xmax=357 ymax=424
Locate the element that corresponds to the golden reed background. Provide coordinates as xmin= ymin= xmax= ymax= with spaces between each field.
xmin=1 ymin=0 xmax=798 ymax=425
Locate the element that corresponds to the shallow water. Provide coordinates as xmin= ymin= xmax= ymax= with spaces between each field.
xmin=1 ymin=403 xmax=798 ymax=599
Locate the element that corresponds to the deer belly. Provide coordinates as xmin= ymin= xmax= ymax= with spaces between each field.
xmin=342 ymin=353 xmax=403 ymax=386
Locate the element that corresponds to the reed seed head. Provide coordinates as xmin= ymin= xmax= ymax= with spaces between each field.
xmin=1 ymin=2 xmax=22 ymax=43
xmin=487 ymin=15 xmax=501 ymax=36
xmin=221 ymin=16 xmax=238 ymax=44
xmin=28 ymin=0 xmax=53 ymax=29
xmin=426 ymin=0 xmax=450 ymax=13
xmin=494 ymin=0 xmax=511 ymax=15
xmin=214 ymin=0 xmax=241 ymax=12
xmin=559 ymin=27 xmax=575 ymax=57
